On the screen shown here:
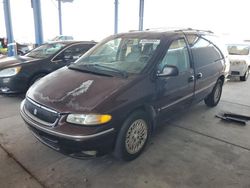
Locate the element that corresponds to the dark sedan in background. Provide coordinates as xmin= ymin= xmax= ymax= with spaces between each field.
xmin=0 ymin=41 xmax=96 ymax=93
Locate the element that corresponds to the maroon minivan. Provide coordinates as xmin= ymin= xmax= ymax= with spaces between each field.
xmin=20 ymin=29 xmax=227 ymax=161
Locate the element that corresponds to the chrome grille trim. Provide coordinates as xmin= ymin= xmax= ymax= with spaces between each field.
xmin=27 ymin=97 xmax=58 ymax=114
xmin=24 ymin=98 xmax=59 ymax=127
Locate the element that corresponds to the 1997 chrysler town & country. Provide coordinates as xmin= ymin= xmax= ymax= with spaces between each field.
xmin=20 ymin=29 xmax=227 ymax=161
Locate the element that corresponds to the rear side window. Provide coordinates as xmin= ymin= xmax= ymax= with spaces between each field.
xmin=203 ymin=35 xmax=228 ymax=58
xmin=187 ymin=35 xmax=223 ymax=68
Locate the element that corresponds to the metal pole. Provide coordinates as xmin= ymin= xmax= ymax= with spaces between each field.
xmin=3 ymin=0 xmax=14 ymax=56
xmin=139 ymin=0 xmax=144 ymax=31
xmin=58 ymin=0 xmax=62 ymax=35
xmin=31 ymin=0 xmax=43 ymax=46
xmin=114 ymin=0 xmax=118 ymax=34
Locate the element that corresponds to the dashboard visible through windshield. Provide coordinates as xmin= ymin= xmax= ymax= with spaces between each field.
xmin=70 ymin=37 xmax=161 ymax=76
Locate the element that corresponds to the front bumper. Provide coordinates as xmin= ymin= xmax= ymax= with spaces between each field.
xmin=20 ymin=100 xmax=116 ymax=158
xmin=0 ymin=76 xmax=27 ymax=93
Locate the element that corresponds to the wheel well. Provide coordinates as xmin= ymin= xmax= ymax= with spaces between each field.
xmin=218 ymin=75 xmax=225 ymax=84
xmin=125 ymin=105 xmax=157 ymax=130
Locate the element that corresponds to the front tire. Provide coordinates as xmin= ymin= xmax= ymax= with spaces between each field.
xmin=114 ymin=111 xmax=151 ymax=161
xmin=204 ymin=79 xmax=223 ymax=107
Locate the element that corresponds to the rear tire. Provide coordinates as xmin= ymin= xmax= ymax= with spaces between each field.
xmin=114 ymin=111 xmax=151 ymax=161
xmin=204 ymin=79 xmax=223 ymax=107
xmin=240 ymin=68 xmax=249 ymax=81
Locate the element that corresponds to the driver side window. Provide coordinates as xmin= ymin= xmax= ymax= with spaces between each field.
xmin=158 ymin=38 xmax=190 ymax=73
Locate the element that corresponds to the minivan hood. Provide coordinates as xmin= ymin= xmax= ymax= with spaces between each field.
xmin=27 ymin=67 xmax=133 ymax=113
xmin=0 ymin=56 xmax=37 ymax=70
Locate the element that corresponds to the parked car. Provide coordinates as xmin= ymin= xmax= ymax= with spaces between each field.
xmin=1 ymin=38 xmax=31 ymax=55
xmin=227 ymin=43 xmax=250 ymax=81
xmin=50 ymin=35 xmax=74 ymax=41
xmin=0 ymin=41 xmax=96 ymax=93
xmin=16 ymin=42 xmax=30 ymax=55
xmin=20 ymin=29 xmax=227 ymax=161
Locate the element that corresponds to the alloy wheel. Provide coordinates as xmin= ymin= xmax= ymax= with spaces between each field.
xmin=125 ymin=119 xmax=148 ymax=154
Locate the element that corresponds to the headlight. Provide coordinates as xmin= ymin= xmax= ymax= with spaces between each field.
xmin=0 ymin=66 xmax=22 ymax=77
xmin=66 ymin=114 xmax=112 ymax=125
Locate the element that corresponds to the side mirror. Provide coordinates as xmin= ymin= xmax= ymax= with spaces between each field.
xmin=157 ymin=65 xmax=179 ymax=77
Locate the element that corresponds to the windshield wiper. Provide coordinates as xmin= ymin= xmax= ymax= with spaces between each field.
xmin=87 ymin=64 xmax=128 ymax=78
xmin=68 ymin=64 xmax=114 ymax=77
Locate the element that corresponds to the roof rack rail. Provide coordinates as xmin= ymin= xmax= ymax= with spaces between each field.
xmin=174 ymin=28 xmax=214 ymax=34
xmin=145 ymin=27 xmax=213 ymax=34
xmin=145 ymin=27 xmax=189 ymax=31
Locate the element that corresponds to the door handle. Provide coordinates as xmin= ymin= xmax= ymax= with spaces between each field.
xmin=196 ymin=72 xmax=203 ymax=79
xmin=188 ymin=75 xmax=195 ymax=82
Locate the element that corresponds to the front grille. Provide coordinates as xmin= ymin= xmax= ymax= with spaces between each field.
xmin=24 ymin=98 xmax=59 ymax=126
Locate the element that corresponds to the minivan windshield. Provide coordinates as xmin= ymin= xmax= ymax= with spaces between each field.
xmin=25 ymin=43 xmax=66 ymax=59
xmin=227 ymin=44 xmax=250 ymax=55
xmin=69 ymin=37 xmax=161 ymax=77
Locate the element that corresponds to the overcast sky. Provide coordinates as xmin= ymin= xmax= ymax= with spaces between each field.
xmin=0 ymin=0 xmax=250 ymax=43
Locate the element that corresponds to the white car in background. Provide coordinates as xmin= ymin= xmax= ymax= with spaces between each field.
xmin=227 ymin=43 xmax=250 ymax=81
xmin=50 ymin=35 xmax=74 ymax=41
